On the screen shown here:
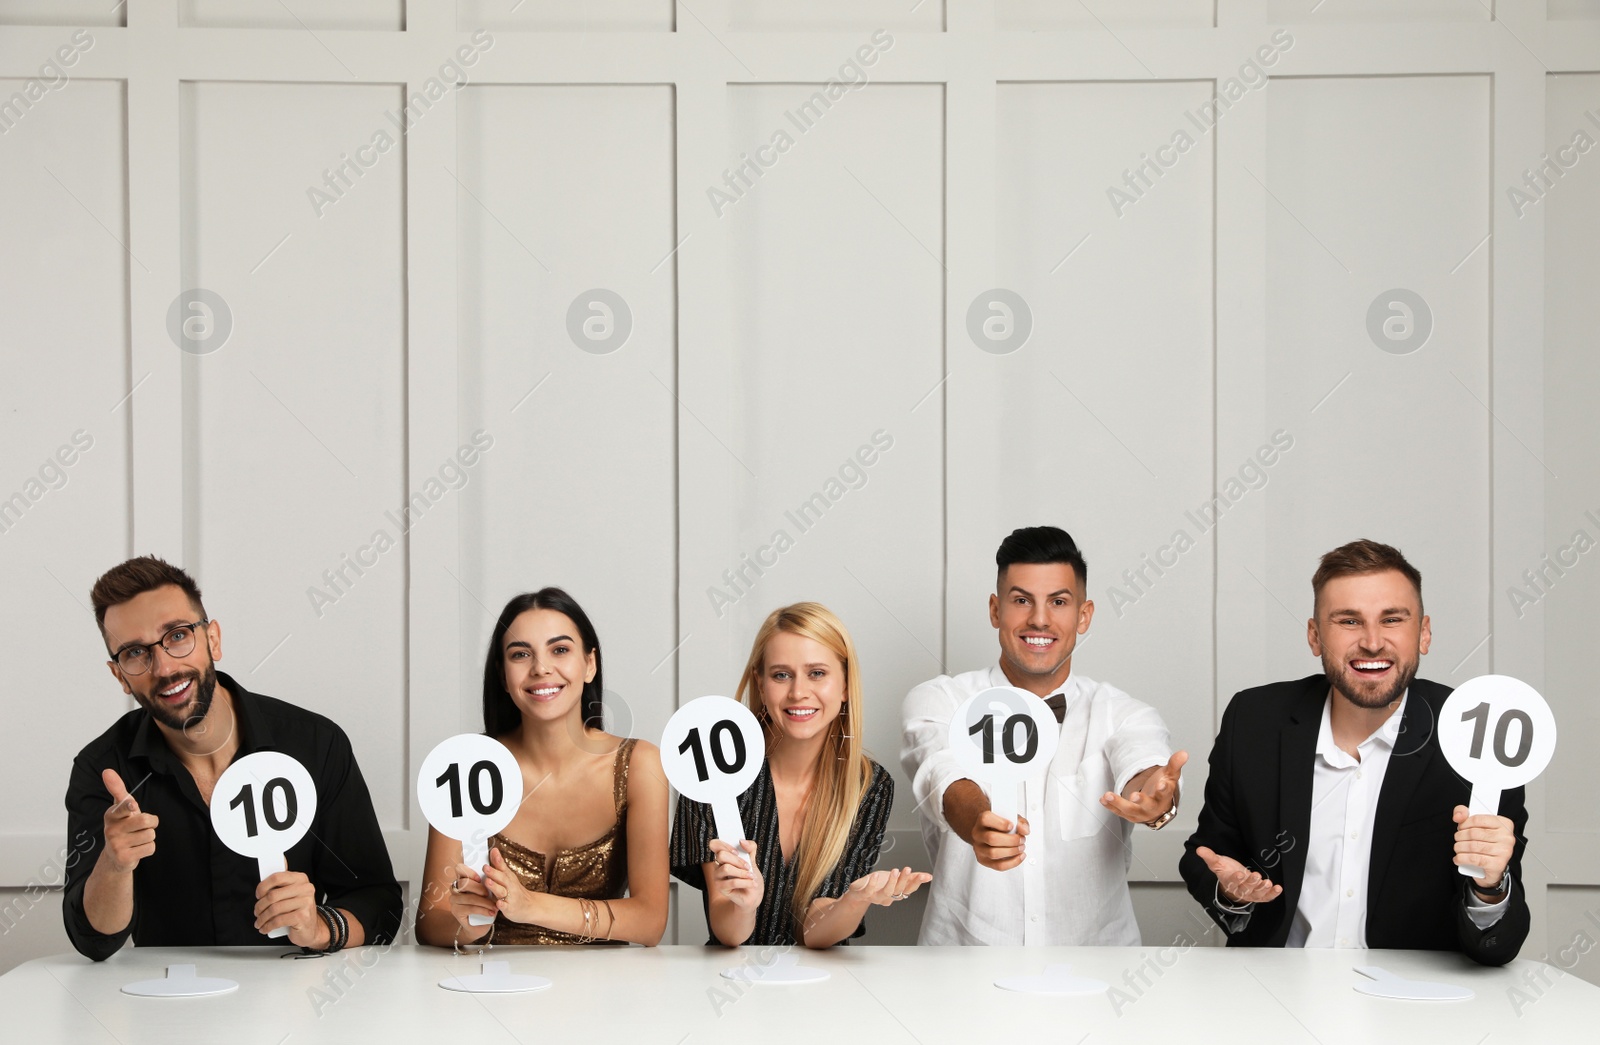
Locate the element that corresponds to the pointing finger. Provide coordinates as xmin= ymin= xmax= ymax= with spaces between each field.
xmin=102 ymin=768 xmax=137 ymax=814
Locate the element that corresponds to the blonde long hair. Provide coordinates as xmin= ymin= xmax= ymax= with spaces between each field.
xmin=736 ymin=602 xmax=870 ymax=935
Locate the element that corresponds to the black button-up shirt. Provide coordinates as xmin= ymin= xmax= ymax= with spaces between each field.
xmin=63 ymin=671 xmax=401 ymax=960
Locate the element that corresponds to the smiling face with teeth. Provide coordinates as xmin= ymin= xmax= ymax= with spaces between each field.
xmin=756 ymin=630 xmax=846 ymax=745
xmin=501 ymin=609 xmax=597 ymax=726
xmin=989 ymin=561 xmax=1093 ymax=698
xmin=103 ymin=584 xmax=222 ymax=735
xmin=1308 ymin=569 xmax=1431 ymax=711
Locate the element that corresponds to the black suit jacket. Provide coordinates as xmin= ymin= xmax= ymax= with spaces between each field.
xmin=1179 ymin=675 xmax=1529 ymax=966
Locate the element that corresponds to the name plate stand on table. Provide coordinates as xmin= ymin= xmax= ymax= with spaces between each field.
xmin=439 ymin=961 xmax=552 ymax=994
xmin=121 ymin=964 xmax=239 ymax=998
xmin=720 ymin=952 xmax=829 ymax=985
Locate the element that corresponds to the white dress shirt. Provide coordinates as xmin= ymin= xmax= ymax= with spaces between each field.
xmin=1276 ymin=689 xmax=1507 ymax=947
xmin=901 ymin=665 xmax=1172 ymax=946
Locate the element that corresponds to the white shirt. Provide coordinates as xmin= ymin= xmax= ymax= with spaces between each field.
xmin=1278 ymin=689 xmax=1507 ymax=947
xmin=901 ymin=665 xmax=1172 ymax=946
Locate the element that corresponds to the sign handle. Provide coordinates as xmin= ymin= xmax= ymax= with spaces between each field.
xmin=1458 ymin=782 xmax=1501 ymax=879
xmin=257 ymin=853 xmax=289 ymax=938
xmin=463 ymin=835 xmax=495 ymax=926
xmin=712 ymin=794 xmax=753 ymax=870
xmin=988 ymin=782 xmax=1020 ymax=838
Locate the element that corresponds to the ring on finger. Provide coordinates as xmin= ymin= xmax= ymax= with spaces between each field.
xmin=451 ymin=879 xmax=461 ymax=893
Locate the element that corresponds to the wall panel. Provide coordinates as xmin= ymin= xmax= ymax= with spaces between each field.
xmin=0 ymin=78 xmax=130 ymax=840
xmin=719 ymin=82 xmax=944 ymax=813
xmin=729 ymin=0 xmax=943 ymax=32
xmin=1258 ymin=75 xmax=1492 ymax=694
xmin=180 ymin=1 xmax=403 ymax=31
xmin=456 ymin=84 xmax=680 ymax=746
xmin=185 ymin=81 xmax=409 ymax=824
xmin=959 ymin=81 xmax=1216 ymax=791
xmin=998 ymin=1 xmax=1213 ymax=29
xmin=1266 ymin=0 xmax=1488 ymax=20
xmin=1542 ymin=72 xmax=1600 ymax=835
xmin=456 ymin=0 xmax=673 ymax=33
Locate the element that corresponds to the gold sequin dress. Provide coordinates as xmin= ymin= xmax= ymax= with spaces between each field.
xmin=489 ymin=737 xmax=635 ymax=945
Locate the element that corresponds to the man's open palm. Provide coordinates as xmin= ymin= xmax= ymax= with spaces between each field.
xmin=1196 ymin=845 xmax=1281 ymax=904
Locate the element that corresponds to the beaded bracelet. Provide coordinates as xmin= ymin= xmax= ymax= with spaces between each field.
xmin=309 ymin=906 xmax=338 ymax=955
xmin=330 ymin=906 xmax=349 ymax=952
xmin=316 ymin=904 xmax=349 ymax=953
xmin=453 ymin=919 xmax=495 ymax=955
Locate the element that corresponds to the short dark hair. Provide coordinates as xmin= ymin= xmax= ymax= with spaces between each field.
xmin=1312 ymin=539 xmax=1422 ymax=610
xmin=996 ymin=525 xmax=1088 ymax=588
xmin=90 ymin=556 xmax=206 ymax=643
xmin=481 ymin=587 xmax=604 ymax=737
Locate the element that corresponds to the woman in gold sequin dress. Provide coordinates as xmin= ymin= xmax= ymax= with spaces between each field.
xmin=417 ymin=588 xmax=668 ymax=947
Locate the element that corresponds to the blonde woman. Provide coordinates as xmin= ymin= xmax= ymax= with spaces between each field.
xmin=669 ymin=602 xmax=930 ymax=947
xmin=418 ymin=588 xmax=668 ymax=948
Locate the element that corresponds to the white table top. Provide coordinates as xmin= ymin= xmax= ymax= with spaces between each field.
xmin=3 ymin=944 xmax=1594 ymax=1043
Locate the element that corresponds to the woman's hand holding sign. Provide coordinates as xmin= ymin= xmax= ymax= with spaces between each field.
xmin=446 ymin=861 xmax=499 ymax=929
xmin=481 ymin=846 xmax=541 ymax=925
xmin=708 ymin=838 xmax=764 ymax=911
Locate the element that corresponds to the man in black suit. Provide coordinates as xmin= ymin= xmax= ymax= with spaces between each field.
xmin=1180 ymin=539 xmax=1528 ymax=965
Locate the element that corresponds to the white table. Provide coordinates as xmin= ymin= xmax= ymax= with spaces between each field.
xmin=2 ymin=944 xmax=1594 ymax=1043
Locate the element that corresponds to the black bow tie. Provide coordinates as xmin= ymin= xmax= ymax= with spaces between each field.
xmin=1044 ymin=692 xmax=1067 ymax=724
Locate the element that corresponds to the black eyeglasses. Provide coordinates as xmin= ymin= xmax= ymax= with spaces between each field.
xmin=110 ymin=619 xmax=209 ymax=676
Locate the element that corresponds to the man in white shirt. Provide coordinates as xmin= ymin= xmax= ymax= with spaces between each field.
xmin=1180 ymin=539 xmax=1528 ymax=965
xmin=901 ymin=525 xmax=1187 ymax=945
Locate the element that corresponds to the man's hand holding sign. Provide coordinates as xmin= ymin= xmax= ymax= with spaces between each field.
xmin=946 ymin=688 xmax=1184 ymax=872
xmin=210 ymin=750 xmax=328 ymax=948
xmin=946 ymin=687 xmax=1059 ymax=871
xmin=1440 ymin=675 xmax=1556 ymax=901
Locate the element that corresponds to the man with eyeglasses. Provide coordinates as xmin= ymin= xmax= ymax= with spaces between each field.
xmin=62 ymin=555 xmax=401 ymax=960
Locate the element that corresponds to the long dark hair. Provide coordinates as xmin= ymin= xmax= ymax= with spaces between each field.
xmin=481 ymin=588 xmax=604 ymax=737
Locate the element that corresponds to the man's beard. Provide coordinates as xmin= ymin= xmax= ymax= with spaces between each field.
xmin=138 ymin=662 xmax=218 ymax=733
xmin=1323 ymin=653 xmax=1416 ymax=711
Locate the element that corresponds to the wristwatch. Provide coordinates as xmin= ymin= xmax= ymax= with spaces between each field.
xmin=1144 ymin=788 xmax=1179 ymax=830
xmin=1472 ymin=871 xmax=1512 ymax=902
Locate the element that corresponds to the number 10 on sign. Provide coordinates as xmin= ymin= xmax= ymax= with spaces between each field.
xmin=660 ymin=696 xmax=765 ymax=869
xmin=1437 ymin=675 xmax=1557 ymax=880
xmin=417 ymin=734 xmax=525 ymax=925
xmin=210 ymin=751 xmax=319 ymax=939
xmin=948 ymin=687 xmax=1059 ymax=827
